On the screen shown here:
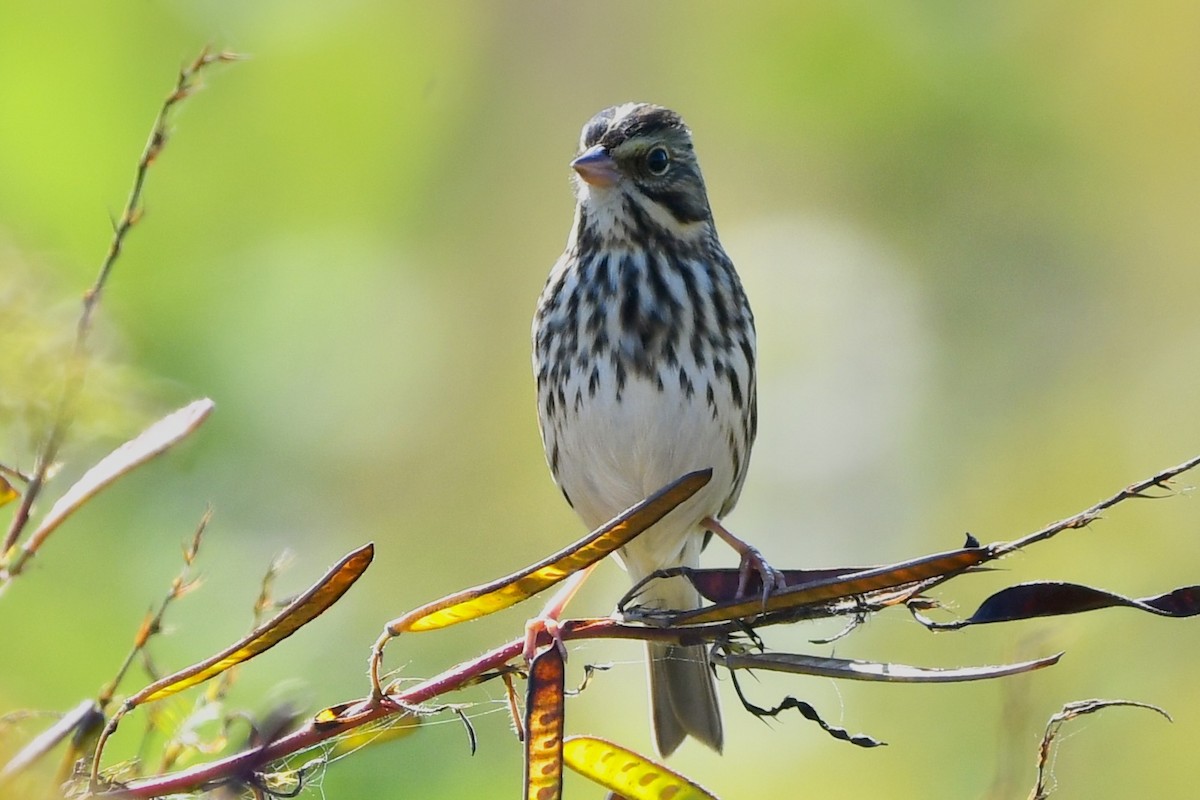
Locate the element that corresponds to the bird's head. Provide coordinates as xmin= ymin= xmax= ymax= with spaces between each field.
xmin=570 ymin=103 xmax=714 ymax=242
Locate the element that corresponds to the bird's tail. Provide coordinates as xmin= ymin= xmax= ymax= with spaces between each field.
xmin=640 ymin=571 xmax=723 ymax=756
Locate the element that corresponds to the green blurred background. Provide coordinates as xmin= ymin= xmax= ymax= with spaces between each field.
xmin=2 ymin=2 xmax=1199 ymax=797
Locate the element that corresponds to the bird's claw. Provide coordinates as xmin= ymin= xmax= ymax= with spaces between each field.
xmin=520 ymin=564 xmax=595 ymax=664
xmin=702 ymin=515 xmax=786 ymax=609
xmin=736 ymin=545 xmax=787 ymax=607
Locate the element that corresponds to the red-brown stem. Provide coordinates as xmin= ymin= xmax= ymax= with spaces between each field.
xmin=105 ymin=637 xmax=524 ymax=797
xmin=100 ymin=617 xmax=716 ymax=797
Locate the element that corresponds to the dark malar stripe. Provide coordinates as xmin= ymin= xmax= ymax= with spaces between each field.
xmin=638 ymin=184 xmax=709 ymax=225
xmin=621 ymin=195 xmax=664 ymax=246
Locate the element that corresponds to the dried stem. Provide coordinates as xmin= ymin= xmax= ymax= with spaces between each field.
xmin=993 ymin=451 xmax=1200 ymax=555
xmin=98 ymin=510 xmax=211 ymax=709
xmin=1 ymin=46 xmax=239 ymax=558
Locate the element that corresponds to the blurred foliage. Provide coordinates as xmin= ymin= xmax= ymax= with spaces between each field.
xmin=1 ymin=2 xmax=1198 ymax=798
xmin=0 ymin=248 xmax=154 ymax=457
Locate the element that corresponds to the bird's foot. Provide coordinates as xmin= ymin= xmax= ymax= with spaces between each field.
xmin=523 ymin=613 xmax=567 ymax=663
xmin=703 ymin=516 xmax=786 ymax=606
xmin=734 ymin=543 xmax=787 ymax=604
xmin=521 ymin=563 xmax=596 ymax=662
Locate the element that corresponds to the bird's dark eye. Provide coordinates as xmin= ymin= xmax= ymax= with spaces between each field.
xmin=645 ymin=146 xmax=670 ymax=176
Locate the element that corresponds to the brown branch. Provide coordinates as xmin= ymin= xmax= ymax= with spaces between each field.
xmin=96 ymin=617 xmax=731 ymax=798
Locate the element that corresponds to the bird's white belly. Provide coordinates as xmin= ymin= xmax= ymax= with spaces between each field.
xmin=547 ymin=373 xmax=733 ymax=575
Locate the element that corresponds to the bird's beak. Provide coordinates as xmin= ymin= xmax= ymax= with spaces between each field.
xmin=571 ymin=145 xmax=620 ymax=188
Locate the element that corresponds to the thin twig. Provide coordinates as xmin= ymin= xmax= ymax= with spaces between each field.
xmin=97 ymin=509 xmax=211 ymax=709
xmin=0 ymin=463 xmax=31 ymax=485
xmin=1 ymin=46 xmax=239 ymax=558
xmin=994 ymin=452 xmax=1200 ymax=556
